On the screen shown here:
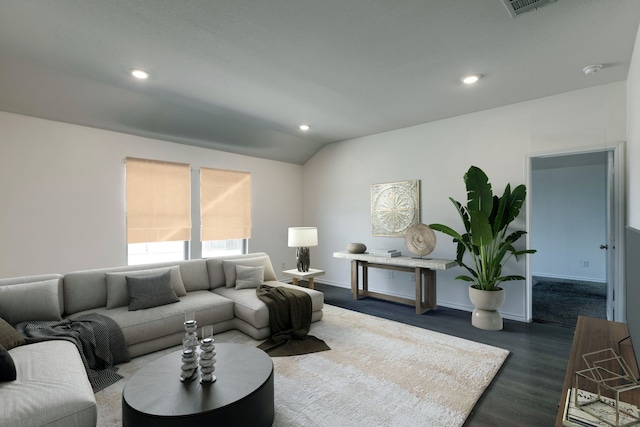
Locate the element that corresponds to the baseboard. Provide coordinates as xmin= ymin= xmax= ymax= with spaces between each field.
xmin=436 ymin=301 xmax=527 ymax=322
xmin=532 ymin=274 xmax=606 ymax=284
xmin=316 ymin=281 xmax=528 ymax=322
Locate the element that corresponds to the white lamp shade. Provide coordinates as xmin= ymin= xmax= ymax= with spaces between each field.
xmin=288 ymin=227 xmax=318 ymax=247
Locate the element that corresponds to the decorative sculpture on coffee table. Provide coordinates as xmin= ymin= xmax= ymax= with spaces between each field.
xmin=572 ymin=348 xmax=640 ymax=426
xmin=180 ymin=311 xmax=198 ymax=382
xmin=199 ymin=325 xmax=217 ymax=383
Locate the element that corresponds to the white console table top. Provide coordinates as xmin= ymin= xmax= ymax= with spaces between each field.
xmin=333 ymin=251 xmax=457 ymax=270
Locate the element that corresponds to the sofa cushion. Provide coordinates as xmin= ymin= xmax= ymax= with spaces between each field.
xmin=213 ymin=281 xmax=324 ymax=329
xmin=0 ymin=279 xmax=62 ymax=325
xmin=126 ymin=271 xmax=180 ymax=311
xmin=222 ymin=255 xmax=277 ymax=288
xmin=2 ymin=340 xmax=97 ymax=427
xmin=0 ymin=317 xmax=25 ymax=350
xmin=0 ymin=344 xmax=16 ymax=382
xmin=106 ymin=266 xmax=186 ymax=309
xmin=82 ymin=291 xmax=235 ymax=348
xmin=235 ymin=265 xmax=264 ymax=289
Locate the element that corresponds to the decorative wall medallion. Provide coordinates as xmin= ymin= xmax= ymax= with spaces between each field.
xmin=371 ymin=180 xmax=420 ymax=236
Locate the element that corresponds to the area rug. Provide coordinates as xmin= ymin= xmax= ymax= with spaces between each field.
xmin=95 ymin=305 xmax=509 ymax=427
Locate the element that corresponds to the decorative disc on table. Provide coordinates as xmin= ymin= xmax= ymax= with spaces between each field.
xmin=404 ymin=223 xmax=437 ymax=257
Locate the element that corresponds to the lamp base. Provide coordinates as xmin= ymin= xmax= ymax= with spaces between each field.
xmin=296 ymin=247 xmax=310 ymax=272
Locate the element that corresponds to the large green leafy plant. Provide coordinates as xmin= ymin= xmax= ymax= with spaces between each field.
xmin=429 ymin=166 xmax=535 ymax=291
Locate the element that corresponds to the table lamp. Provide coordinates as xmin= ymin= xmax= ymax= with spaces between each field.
xmin=288 ymin=227 xmax=318 ymax=272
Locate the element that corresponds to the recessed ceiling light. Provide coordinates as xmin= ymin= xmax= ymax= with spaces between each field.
xmin=461 ymin=74 xmax=481 ymax=85
xmin=299 ymin=124 xmax=310 ymax=131
xmin=582 ymin=64 xmax=603 ymax=75
xmin=130 ymin=68 xmax=149 ymax=79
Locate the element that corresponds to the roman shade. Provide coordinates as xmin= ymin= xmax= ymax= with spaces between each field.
xmin=200 ymin=168 xmax=251 ymax=241
xmin=126 ymin=157 xmax=191 ymax=244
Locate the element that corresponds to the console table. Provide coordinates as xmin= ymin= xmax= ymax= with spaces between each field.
xmin=333 ymin=251 xmax=456 ymax=314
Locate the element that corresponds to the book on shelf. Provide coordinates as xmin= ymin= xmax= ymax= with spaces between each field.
xmin=562 ymin=387 xmax=640 ymax=427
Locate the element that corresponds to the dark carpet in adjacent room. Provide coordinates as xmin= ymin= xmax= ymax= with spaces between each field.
xmin=532 ymin=276 xmax=606 ymax=328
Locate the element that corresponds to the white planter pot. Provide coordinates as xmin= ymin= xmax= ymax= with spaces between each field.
xmin=468 ymin=286 xmax=505 ymax=331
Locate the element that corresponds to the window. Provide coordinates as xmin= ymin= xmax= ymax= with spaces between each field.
xmin=128 ymin=241 xmax=188 ymax=265
xmin=126 ymin=157 xmax=191 ymax=265
xmin=201 ymin=239 xmax=246 ymax=258
xmin=200 ymin=167 xmax=251 ymax=258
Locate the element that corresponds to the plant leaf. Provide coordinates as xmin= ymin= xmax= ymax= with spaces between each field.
xmin=429 ymin=223 xmax=464 ymax=242
xmin=464 ymin=166 xmax=493 ymax=218
xmin=470 ymin=210 xmax=493 ymax=247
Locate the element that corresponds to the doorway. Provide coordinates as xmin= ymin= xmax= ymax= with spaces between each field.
xmin=527 ymin=144 xmax=624 ymax=327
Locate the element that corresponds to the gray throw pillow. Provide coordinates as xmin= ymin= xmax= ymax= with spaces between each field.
xmin=106 ymin=266 xmax=187 ymax=309
xmin=0 ymin=344 xmax=16 ymax=382
xmin=0 ymin=279 xmax=62 ymax=325
xmin=126 ymin=270 xmax=180 ymax=311
xmin=235 ymin=265 xmax=265 ymax=290
xmin=0 ymin=317 xmax=25 ymax=350
xmin=222 ymin=256 xmax=277 ymax=287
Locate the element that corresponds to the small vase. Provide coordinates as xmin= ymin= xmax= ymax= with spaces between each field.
xmin=199 ymin=325 xmax=217 ymax=384
xmin=468 ymin=286 xmax=505 ymax=331
xmin=180 ymin=312 xmax=199 ymax=382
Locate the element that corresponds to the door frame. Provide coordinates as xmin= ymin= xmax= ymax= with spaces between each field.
xmin=525 ymin=142 xmax=626 ymax=322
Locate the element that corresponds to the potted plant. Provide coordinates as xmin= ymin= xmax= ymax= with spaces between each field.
xmin=429 ymin=166 xmax=535 ymax=330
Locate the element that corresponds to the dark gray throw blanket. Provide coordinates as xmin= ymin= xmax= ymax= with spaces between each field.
xmin=256 ymin=284 xmax=330 ymax=357
xmin=16 ymin=313 xmax=130 ymax=392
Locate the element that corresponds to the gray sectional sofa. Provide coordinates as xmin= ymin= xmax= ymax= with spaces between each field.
xmin=0 ymin=252 xmax=323 ymax=427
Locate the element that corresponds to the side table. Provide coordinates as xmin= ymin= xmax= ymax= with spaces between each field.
xmin=282 ymin=268 xmax=325 ymax=290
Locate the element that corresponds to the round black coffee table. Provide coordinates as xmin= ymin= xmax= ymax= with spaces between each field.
xmin=122 ymin=343 xmax=274 ymax=427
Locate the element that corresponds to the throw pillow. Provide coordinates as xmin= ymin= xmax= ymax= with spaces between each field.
xmin=126 ymin=270 xmax=180 ymax=311
xmin=222 ymin=256 xmax=277 ymax=288
xmin=0 ymin=279 xmax=62 ymax=325
xmin=0 ymin=344 xmax=17 ymax=382
xmin=106 ymin=266 xmax=187 ymax=309
xmin=235 ymin=265 xmax=265 ymax=290
xmin=0 ymin=316 xmax=26 ymax=350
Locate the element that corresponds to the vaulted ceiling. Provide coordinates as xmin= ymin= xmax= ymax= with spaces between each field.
xmin=1 ymin=0 xmax=640 ymax=164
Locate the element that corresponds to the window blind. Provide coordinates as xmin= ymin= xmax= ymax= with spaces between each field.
xmin=200 ymin=167 xmax=252 ymax=241
xmin=126 ymin=157 xmax=191 ymax=244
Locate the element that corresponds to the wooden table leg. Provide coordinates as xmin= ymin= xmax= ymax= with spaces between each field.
xmin=415 ymin=267 xmax=422 ymax=314
xmin=308 ymin=278 xmax=314 ymax=290
xmin=362 ymin=262 xmax=368 ymax=295
xmin=292 ymin=278 xmax=299 ymax=286
xmin=423 ymin=269 xmax=437 ymax=311
xmin=351 ymin=260 xmax=359 ymax=299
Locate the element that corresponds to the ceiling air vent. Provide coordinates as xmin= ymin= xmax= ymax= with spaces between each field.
xmin=501 ymin=0 xmax=557 ymax=18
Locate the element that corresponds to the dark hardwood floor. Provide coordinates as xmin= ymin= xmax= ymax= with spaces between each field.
xmin=312 ymin=282 xmax=575 ymax=427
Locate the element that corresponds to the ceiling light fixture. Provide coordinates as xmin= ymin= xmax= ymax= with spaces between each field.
xmin=582 ymin=64 xmax=603 ymax=75
xmin=130 ymin=68 xmax=150 ymax=79
xmin=461 ymin=74 xmax=481 ymax=85
xmin=299 ymin=124 xmax=310 ymax=131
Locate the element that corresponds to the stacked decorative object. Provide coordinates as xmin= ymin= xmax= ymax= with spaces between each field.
xmin=180 ymin=312 xmax=199 ymax=382
xmin=199 ymin=325 xmax=217 ymax=383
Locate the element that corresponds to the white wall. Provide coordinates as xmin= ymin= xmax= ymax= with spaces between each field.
xmin=531 ymin=163 xmax=607 ymax=282
xmin=304 ymin=82 xmax=626 ymax=322
xmin=0 ymin=111 xmax=303 ymax=278
xmin=625 ymin=22 xmax=640 ymax=351
xmin=628 ymin=26 xmax=640 ymax=229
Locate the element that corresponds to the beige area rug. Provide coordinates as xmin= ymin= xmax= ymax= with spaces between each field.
xmin=96 ymin=305 xmax=509 ymax=427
